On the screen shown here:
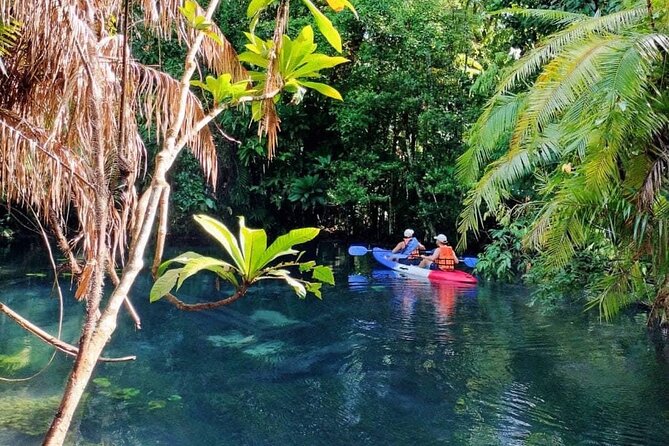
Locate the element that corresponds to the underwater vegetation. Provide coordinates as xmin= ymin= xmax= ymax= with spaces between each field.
xmin=0 ymin=395 xmax=60 ymax=436
xmin=0 ymin=346 xmax=31 ymax=372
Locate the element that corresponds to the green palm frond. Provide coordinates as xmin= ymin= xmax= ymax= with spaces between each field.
xmin=0 ymin=19 xmax=20 ymax=75
xmin=491 ymin=8 xmax=589 ymax=26
xmin=585 ymin=261 xmax=649 ymax=320
xmin=458 ymin=93 xmax=526 ymax=184
xmin=456 ymin=139 xmax=560 ymax=249
xmin=508 ymin=35 xmax=613 ymax=153
xmin=530 ymin=176 xmax=596 ymax=267
xmin=497 ymin=7 xmax=647 ymax=94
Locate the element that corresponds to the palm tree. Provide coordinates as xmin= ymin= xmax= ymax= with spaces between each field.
xmin=457 ymin=3 xmax=669 ymax=324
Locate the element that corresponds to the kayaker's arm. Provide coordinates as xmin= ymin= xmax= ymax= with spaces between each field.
xmin=391 ymin=241 xmax=405 ymax=253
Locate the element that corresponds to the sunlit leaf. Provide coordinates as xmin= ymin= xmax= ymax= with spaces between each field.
xmin=194 ymin=214 xmax=244 ymax=271
xmin=299 ymin=80 xmax=343 ymax=100
xmin=312 ymin=265 xmax=335 ymax=285
xmin=150 ymin=269 xmax=180 ymax=302
xmin=301 ymin=0 xmax=342 ymax=52
xmin=247 ymin=0 xmax=276 ymax=18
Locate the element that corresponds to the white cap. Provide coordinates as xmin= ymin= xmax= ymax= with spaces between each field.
xmin=434 ymin=234 xmax=447 ymax=243
xmin=403 ymin=229 xmax=414 ymax=237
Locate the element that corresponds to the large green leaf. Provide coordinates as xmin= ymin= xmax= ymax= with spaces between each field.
xmin=288 ymin=54 xmax=349 ymax=79
xmin=238 ymin=216 xmax=268 ymax=275
xmin=257 ymin=227 xmax=320 ymax=268
xmin=247 ymin=0 xmax=276 ymax=18
xmin=298 ymin=81 xmax=343 ymax=100
xmin=238 ymin=52 xmax=269 ymax=68
xmin=301 ymin=0 xmax=342 ymax=52
xmin=194 ymin=215 xmax=245 ymax=271
xmin=150 ymin=269 xmax=180 ymax=302
xmin=176 ymin=256 xmax=235 ymax=289
xmin=157 ymin=251 xmax=205 ymax=276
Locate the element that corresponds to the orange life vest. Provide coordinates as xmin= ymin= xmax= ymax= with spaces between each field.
xmin=434 ymin=246 xmax=456 ymax=271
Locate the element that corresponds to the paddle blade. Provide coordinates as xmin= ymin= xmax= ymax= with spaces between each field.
xmin=463 ymin=256 xmax=478 ymax=268
xmin=348 ymin=245 xmax=370 ymax=256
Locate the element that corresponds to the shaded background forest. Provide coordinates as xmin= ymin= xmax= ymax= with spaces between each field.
xmin=130 ymin=0 xmax=594 ymax=245
xmin=0 ymin=0 xmax=632 ymax=257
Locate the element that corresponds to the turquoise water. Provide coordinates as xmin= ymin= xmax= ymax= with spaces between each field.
xmin=1 ymin=248 xmax=669 ymax=445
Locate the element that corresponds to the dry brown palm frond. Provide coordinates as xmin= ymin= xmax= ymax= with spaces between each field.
xmin=136 ymin=0 xmax=184 ymax=39
xmin=258 ymin=0 xmax=289 ymax=157
xmin=0 ymin=108 xmax=91 ymax=208
xmin=0 ymin=1 xmax=144 ymax=266
xmin=198 ymin=24 xmax=248 ymax=82
xmin=133 ymin=62 xmax=218 ymax=186
xmin=135 ymin=0 xmax=247 ymax=80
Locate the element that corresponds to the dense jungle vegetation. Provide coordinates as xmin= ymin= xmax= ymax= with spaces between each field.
xmin=2 ymin=0 xmax=668 ymax=321
xmin=130 ymin=0 xmax=669 ymax=325
xmin=1 ymin=0 xmax=669 ymax=443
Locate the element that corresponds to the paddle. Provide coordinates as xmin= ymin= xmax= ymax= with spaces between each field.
xmin=347 ymin=245 xmax=412 ymax=258
xmin=348 ymin=245 xmax=373 ymax=256
xmin=348 ymin=245 xmax=439 ymax=258
xmin=462 ymin=256 xmax=478 ymax=268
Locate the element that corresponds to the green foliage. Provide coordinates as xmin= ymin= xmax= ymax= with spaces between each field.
xmin=475 ymin=217 xmax=530 ymax=283
xmin=301 ymin=0 xmax=343 ymax=52
xmin=458 ymin=3 xmax=669 ymax=321
xmin=0 ymin=396 xmax=61 ymax=436
xmin=288 ymin=174 xmax=326 ymax=209
xmin=190 ymin=74 xmax=250 ymax=105
xmin=170 ymin=152 xmax=217 ymax=235
xmin=150 ymin=215 xmax=334 ymax=302
xmin=179 ymin=0 xmax=213 ymax=30
xmin=239 ymin=25 xmax=349 ymax=107
xmin=525 ymin=234 xmax=616 ymax=305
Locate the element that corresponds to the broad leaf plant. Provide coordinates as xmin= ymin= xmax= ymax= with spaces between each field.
xmin=150 ymin=215 xmax=335 ymax=310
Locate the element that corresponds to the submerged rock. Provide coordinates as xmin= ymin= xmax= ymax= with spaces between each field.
xmin=206 ymin=331 xmax=257 ymax=348
xmin=249 ymin=310 xmax=299 ymax=327
xmin=242 ymin=340 xmax=286 ymax=357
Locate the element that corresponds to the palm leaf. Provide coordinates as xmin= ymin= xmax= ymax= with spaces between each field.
xmin=459 ymin=93 xmax=526 ymax=184
xmin=496 ymin=7 xmax=647 ymax=94
xmin=133 ymin=63 xmax=218 ymax=187
xmin=491 ymin=8 xmax=589 ymax=25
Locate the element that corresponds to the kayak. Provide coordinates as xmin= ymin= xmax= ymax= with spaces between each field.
xmin=371 ymin=248 xmax=478 ymax=284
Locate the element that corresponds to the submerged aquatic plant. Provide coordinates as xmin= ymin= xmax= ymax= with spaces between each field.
xmin=0 ymin=396 xmax=60 ymax=436
xmin=0 ymin=346 xmax=31 ymax=372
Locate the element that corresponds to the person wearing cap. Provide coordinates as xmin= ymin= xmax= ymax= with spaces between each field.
xmin=418 ymin=234 xmax=459 ymax=270
xmin=391 ymin=228 xmax=425 ymax=264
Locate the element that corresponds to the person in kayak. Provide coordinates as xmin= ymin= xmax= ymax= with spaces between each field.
xmin=418 ymin=234 xmax=459 ymax=270
xmin=391 ymin=228 xmax=425 ymax=264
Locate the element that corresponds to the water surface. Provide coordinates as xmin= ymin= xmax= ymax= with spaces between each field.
xmin=1 ymin=249 xmax=668 ymax=445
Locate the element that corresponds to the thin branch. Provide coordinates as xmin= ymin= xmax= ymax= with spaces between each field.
xmin=0 ymin=303 xmax=135 ymax=362
xmin=106 ymin=259 xmax=142 ymax=330
xmin=161 ymin=284 xmax=249 ymax=311
xmin=173 ymin=89 xmax=280 ymax=152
